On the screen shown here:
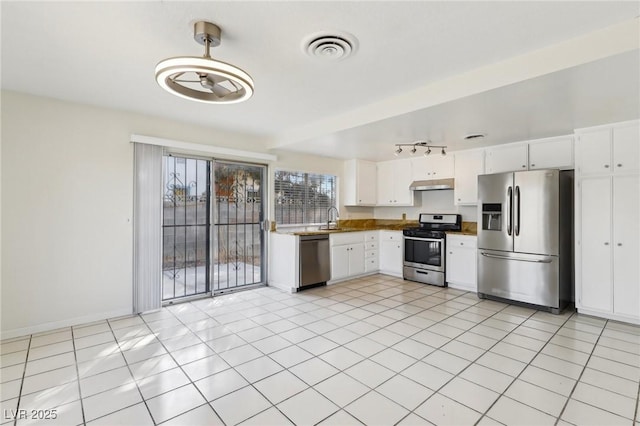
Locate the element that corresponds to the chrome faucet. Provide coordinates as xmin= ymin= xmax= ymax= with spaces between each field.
xmin=327 ymin=206 xmax=339 ymax=229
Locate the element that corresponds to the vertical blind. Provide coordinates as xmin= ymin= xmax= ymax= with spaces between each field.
xmin=274 ymin=170 xmax=337 ymax=225
xmin=133 ymin=142 xmax=163 ymax=313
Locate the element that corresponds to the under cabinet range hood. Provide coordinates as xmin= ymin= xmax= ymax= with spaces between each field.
xmin=409 ymin=178 xmax=455 ymax=191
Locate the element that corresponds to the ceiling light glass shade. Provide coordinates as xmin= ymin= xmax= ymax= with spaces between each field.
xmin=155 ymin=56 xmax=254 ymax=104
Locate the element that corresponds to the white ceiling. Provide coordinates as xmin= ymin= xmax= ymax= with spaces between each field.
xmin=2 ymin=1 xmax=639 ymax=160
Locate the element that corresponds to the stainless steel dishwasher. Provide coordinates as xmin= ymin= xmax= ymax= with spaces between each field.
xmin=299 ymin=234 xmax=331 ymax=289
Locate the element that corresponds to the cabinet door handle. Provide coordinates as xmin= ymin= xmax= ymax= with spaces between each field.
xmin=460 ymin=242 xmax=464 ymax=246
xmin=617 ymin=164 xmax=622 ymax=168
xmin=522 ymin=165 xmax=526 ymax=168
xmin=531 ymin=164 xmax=535 ymax=167
xmin=449 ymin=251 xmax=453 ymax=254
xmin=617 ymin=243 xmax=622 ymax=247
xmin=604 ymin=242 xmax=609 ymax=246
xmin=604 ymin=164 xmax=610 ymax=168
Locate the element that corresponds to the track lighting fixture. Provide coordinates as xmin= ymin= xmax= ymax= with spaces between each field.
xmin=394 ymin=141 xmax=447 ymax=157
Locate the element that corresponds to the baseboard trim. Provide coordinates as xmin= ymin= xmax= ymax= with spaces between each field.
xmin=0 ymin=308 xmax=133 ymax=340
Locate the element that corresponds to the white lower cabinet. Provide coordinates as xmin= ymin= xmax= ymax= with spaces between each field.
xmin=329 ymin=232 xmax=366 ymax=282
xmin=330 ymin=243 xmax=365 ymax=281
xmin=364 ymin=232 xmax=379 ymax=273
xmin=445 ymin=235 xmax=477 ymax=292
xmin=612 ymin=175 xmax=639 ymax=318
xmin=379 ymin=231 xmax=403 ymax=277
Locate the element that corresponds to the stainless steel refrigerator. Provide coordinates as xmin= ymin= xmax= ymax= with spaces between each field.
xmin=477 ymin=169 xmax=573 ymax=313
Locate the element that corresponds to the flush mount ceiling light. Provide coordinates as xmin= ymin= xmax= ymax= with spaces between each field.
xmin=464 ymin=133 xmax=487 ymax=141
xmin=155 ymin=21 xmax=254 ymax=104
xmin=394 ymin=141 xmax=448 ymax=157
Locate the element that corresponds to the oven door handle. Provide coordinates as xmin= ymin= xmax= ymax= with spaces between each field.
xmin=480 ymin=252 xmax=552 ymax=264
xmin=403 ymin=236 xmax=444 ymax=243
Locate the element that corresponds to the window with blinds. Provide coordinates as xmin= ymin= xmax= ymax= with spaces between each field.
xmin=274 ymin=170 xmax=337 ymax=225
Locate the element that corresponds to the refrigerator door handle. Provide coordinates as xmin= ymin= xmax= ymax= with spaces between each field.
xmin=514 ymin=185 xmax=521 ymax=236
xmin=506 ymin=186 xmax=513 ymax=236
xmin=481 ymin=252 xmax=552 ymax=264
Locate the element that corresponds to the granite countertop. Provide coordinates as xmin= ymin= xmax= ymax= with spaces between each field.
xmin=446 ymin=231 xmax=478 ymax=236
xmin=275 ymin=219 xmax=477 ymax=236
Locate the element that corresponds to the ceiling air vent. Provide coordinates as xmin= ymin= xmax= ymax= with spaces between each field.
xmin=303 ymin=31 xmax=358 ymax=61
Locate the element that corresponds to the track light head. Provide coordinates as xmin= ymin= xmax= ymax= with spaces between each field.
xmin=410 ymin=146 xmax=417 ymax=155
xmin=441 ymin=148 xmax=446 ymax=156
xmin=394 ymin=147 xmax=402 ymax=156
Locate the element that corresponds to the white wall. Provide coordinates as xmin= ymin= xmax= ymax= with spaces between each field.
xmin=0 ymin=91 xmax=284 ymax=338
xmin=372 ymin=190 xmax=477 ymax=222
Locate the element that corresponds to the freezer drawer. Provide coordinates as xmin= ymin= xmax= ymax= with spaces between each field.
xmin=477 ymin=249 xmax=563 ymax=312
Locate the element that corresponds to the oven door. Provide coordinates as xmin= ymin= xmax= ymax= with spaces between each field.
xmin=403 ymin=236 xmax=445 ymax=272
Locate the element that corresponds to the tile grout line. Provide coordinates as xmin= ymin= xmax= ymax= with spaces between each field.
xmin=274 ymin=284 xmax=526 ymax=424
xmin=553 ymin=316 xmax=608 ymax=425
xmin=69 ymin=327 xmax=87 ymax=426
xmin=473 ymin=308 xmax=577 ymax=426
xmin=142 ymin=298 xmax=299 ymax=426
xmin=554 ymin=317 xmax=640 ymax=424
xmin=5 ymin=276 xmax=639 ymax=426
xmin=396 ymin=298 xmax=540 ymax=425
xmin=635 ymin=377 xmax=640 ymax=424
xmin=89 ymin=315 xmax=157 ymax=425
xmin=135 ymin=310 xmax=226 ymax=426
xmin=11 ymin=335 xmax=31 ymax=426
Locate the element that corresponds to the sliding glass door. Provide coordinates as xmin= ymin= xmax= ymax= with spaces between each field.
xmin=162 ymin=156 xmax=211 ymax=301
xmin=212 ymin=161 xmax=266 ymax=293
xmin=161 ymin=155 xmax=266 ymax=302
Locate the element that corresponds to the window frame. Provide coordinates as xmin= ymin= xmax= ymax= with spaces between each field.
xmin=273 ymin=169 xmax=338 ymax=226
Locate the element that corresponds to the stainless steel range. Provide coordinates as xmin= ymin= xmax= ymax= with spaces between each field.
xmin=403 ymin=213 xmax=462 ymax=287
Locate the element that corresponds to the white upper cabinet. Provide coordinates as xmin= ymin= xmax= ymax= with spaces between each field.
xmin=576 ymin=121 xmax=639 ymax=175
xmin=613 ymin=123 xmax=639 ymax=173
xmin=411 ymin=154 xmax=454 ymax=181
xmin=528 ymin=136 xmax=574 ymax=170
xmin=575 ymin=128 xmax=612 ymax=174
xmin=485 ymin=143 xmax=528 ymax=174
xmin=344 ymin=159 xmax=377 ymax=206
xmin=453 ymin=150 xmax=485 ymax=205
xmin=377 ymin=159 xmax=414 ymax=206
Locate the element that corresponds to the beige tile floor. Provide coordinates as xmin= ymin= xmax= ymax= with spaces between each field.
xmin=1 ymin=274 xmax=639 ymax=425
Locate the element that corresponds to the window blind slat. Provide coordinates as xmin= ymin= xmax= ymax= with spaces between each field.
xmin=275 ymin=170 xmax=336 ymax=225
